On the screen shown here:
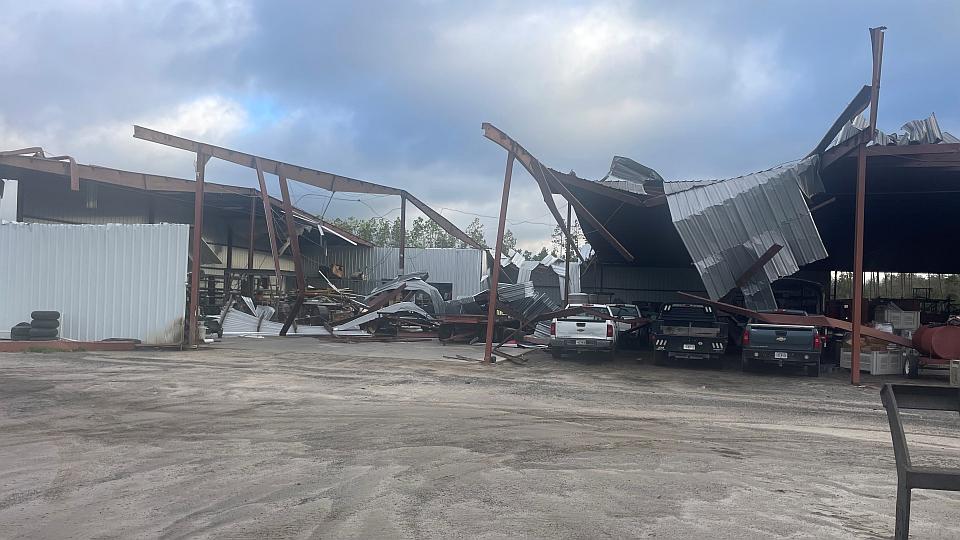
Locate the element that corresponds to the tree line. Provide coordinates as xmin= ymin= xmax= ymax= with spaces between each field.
xmin=330 ymin=216 xmax=585 ymax=262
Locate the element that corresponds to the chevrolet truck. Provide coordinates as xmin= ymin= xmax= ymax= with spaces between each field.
xmin=741 ymin=310 xmax=823 ymax=376
xmin=549 ymin=304 xmax=617 ymax=359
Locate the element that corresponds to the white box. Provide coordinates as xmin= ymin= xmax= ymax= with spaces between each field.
xmin=840 ymin=349 xmax=905 ymax=376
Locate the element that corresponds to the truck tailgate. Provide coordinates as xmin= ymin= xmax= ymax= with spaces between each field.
xmin=748 ymin=325 xmax=817 ymax=351
xmin=555 ymin=320 xmax=609 ymax=339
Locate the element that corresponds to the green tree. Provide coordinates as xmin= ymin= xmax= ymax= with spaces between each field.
xmin=464 ymin=218 xmax=488 ymax=249
xmin=502 ymin=229 xmax=517 ymax=253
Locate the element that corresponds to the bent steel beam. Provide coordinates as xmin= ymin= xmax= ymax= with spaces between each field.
xmin=133 ymin=125 xmax=483 ymax=251
xmin=254 ymin=158 xmax=284 ymax=297
xmin=482 ymin=123 xmax=631 ymax=261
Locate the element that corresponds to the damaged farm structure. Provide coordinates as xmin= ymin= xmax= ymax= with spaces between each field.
xmin=0 ymin=128 xmax=489 ymax=346
xmin=482 ymin=27 xmax=960 ymax=381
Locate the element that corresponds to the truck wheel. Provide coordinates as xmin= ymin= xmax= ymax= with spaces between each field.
xmin=653 ymin=351 xmax=668 ymax=366
xmin=550 ymin=348 xmax=562 ymax=359
xmin=805 ymin=362 xmax=820 ymax=377
xmin=741 ymin=356 xmax=754 ymax=372
xmin=711 ymin=355 xmax=723 ymax=370
xmin=904 ymin=356 xmax=920 ymax=379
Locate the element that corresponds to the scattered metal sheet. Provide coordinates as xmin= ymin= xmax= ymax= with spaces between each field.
xmin=333 ymin=301 xmax=435 ymax=331
xmin=364 ymin=273 xmax=446 ymax=315
xmin=664 ymin=156 xmax=828 ymax=311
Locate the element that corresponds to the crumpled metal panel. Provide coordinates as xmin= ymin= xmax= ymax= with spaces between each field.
xmin=664 ymin=155 xmax=828 ymax=310
xmin=830 ymin=113 xmax=959 ymax=148
xmin=597 ymin=156 xmax=664 ymax=194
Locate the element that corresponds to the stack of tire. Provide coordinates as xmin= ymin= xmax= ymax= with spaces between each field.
xmin=28 ymin=311 xmax=61 ymax=341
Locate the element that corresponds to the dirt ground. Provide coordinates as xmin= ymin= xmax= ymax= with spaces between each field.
xmin=1 ymin=338 xmax=958 ymax=539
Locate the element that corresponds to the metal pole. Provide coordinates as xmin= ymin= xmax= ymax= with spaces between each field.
xmin=225 ymin=226 xmax=233 ymax=296
xmin=247 ymin=195 xmax=255 ymax=293
xmin=254 ymin=157 xmax=284 ymax=298
xmin=188 ymin=150 xmax=207 ymax=348
xmin=399 ymin=192 xmax=406 ymax=274
xmin=851 ymin=26 xmax=885 ymax=385
xmin=278 ymin=175 xmax=306 ymax=336
xmin=483 ymin=152 xmax=515 ymax=364
xmin=564 ymin=202 xmax=572 ymax=305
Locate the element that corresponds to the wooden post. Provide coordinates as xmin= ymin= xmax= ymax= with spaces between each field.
xmin=483 ymin=153 xmax=515 ymax=364
xmin=851 ymin=26 xmax=885 ymax=385
xmin=188 ymin=150 xmax=207 ymax=348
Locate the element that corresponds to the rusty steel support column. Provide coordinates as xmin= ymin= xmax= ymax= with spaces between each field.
xmin=483 ymin=152 xmax=515 ymax=364
xmin=246 ymin=195 xmax=256 ymax=293
xmin=399 ymin=192 xmax=406 ymax=274
xmin=225 ymin=226 xmax=233 ymax=295
xmin=254 ymin=157 xmax=284 ymax=296
xmin=188 ymin=150 xmax=207 ymax=348
xmin=564 ymin=202 xmax=572 ymax=305
xmin=851 ymin=26 xmax=885 ymax=385
xmin=278 ymin=175 xmax=306 ymax=336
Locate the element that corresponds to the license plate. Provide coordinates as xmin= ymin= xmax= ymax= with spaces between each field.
xmin=575 ymin=339 xmax=587 ymax=345
xmin=774 ymin=352 xmax=788 ymax=359
xmin=683 ymin=343 xmax=695 ymax=351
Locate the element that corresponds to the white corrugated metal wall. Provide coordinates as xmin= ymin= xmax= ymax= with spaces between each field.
xmin=0 ymin=223 xmax=189 ymax=344
xmin=318 ymin=246 xmax=486 ymax=298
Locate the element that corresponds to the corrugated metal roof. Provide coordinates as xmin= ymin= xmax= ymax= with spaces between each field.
xmin=0 ymin=222 xmax=189 ymax=344
xmin=664 ymin=155 xmax=828 ymax=310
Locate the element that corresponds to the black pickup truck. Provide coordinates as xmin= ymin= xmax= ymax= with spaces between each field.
xmin=741 ymin=310 xmax=823 ymax=376
xmin=651 ymin=303 xmax=728 ymax=368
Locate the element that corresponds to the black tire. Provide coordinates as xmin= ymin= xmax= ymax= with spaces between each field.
xmin=710 ymin=355 xmax=723 ymax=370
xmin=13 ymin=322 xmax=31 ymax=328
xmin=31 ymin=319 xmax=60 ymax=329
xmin=904 ymin=356 xmax=920 ymax=379
xmin=653 ymin=350 xmax=668 ymax=366
xmin=741 ymin=356 xmax=755 ymax=372
xmin=805 ymin=362 xmax=820 ymax=377
xmin=550 ymin=348 xmax=562 ymax=359
xmin=10 ymin=327 xmax=31 ymax=340
xmin=30 ymin=310 xmax=61 ymax=321
xmin=28 ymin=328 xmax=58 ymax=338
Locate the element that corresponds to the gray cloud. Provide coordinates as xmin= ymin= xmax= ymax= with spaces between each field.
xmin=1 ymin=0 xmax=959 ymax=249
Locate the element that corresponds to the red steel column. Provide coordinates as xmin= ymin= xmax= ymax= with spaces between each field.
xmin=188 ymin=150 xmax=207 ymax=348
xmin=399 ymin=192 xmax=406 ymax=274
xmin=254 ymin=157 xmax=284 ymax=296
xmin=564 ymin=202 xmax=572 ymax=305
xmin=483 ymin=152 xmax=515 ymax=364
xmin=278 ymin=175 xmax=306 ymax=336
xmin=851 ymin=26 xmax=885 ymax=385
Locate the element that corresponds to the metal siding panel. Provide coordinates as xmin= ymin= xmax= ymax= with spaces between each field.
xmin=0 ymin=223 xmax=188 ymax=344
xmin=319 ymin=246 xmax=484 ymax=298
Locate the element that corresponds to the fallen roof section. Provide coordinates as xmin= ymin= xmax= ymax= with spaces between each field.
xmin=663 ymin=155 xmax=828 ymax=311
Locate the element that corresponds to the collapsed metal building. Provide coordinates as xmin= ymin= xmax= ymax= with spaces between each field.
xmin=482 ymin=112 xmax=960 ymax=311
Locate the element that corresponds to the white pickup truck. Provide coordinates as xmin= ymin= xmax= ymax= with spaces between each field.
xmin=548 ymin=304 xmax=617 ymax=359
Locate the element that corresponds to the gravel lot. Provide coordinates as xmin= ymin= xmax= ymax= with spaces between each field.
xmin=1 ymin=338 xmax=958 ymax=539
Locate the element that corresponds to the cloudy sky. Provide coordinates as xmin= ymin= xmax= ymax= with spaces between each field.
xmin=2 ymin=1 xmax=958 ymax=250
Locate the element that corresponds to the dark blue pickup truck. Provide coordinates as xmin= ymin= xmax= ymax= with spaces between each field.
xmin=741 ymin=310 xmax=823 ymax=376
